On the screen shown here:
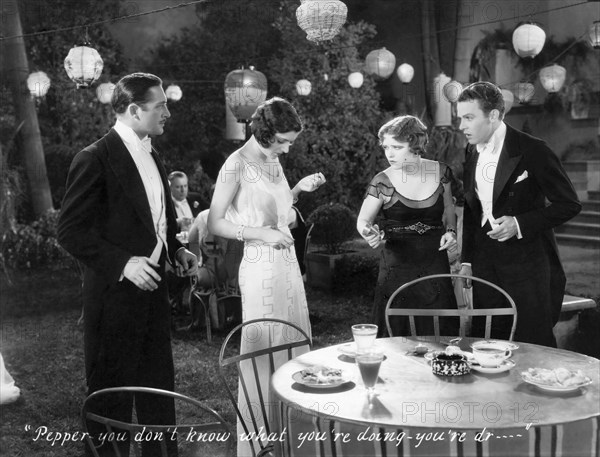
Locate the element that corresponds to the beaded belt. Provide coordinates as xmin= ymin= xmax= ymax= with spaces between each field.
xmin=385 ymin=222 xmax=443 ymax=235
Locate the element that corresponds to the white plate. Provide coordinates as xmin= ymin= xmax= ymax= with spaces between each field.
xmin=292 ymin=370 xmax=350 ymax=389
xmin=470 ymin=359 xmax=515 ymax=374
xmin=521 ymin=375 xmax=593 ymax=392
xmin=472 ymin=340 xmax=520 ymax=351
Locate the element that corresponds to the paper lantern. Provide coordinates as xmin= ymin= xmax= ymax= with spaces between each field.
xmin=512 ymin=23 xmax=546 ymax=59
xmin=515 ymin=82 xmax=535 ymax=103
xmin=64 ymin=45 xmax=104 ymax=88
xmin=296 ymin=79 xmax=312 ymax=96
xmin=224 ymin=66 xmax=268 ymax=122
xmin=397 ymin=63 xmax=414 ymax=84
xmin=434 ymin=73 xmax=452 ymax=126
xmin=96 ymin=82 xmax=115 ymax=104
xmin=365 ymin=48 xmax=396 ymax=79
xmin=442 ymin=80 xmax=463 ymax=103
xmin=539 ymin=64 xmax=566 ymax=93
xmin=296 ymin=0 xmax=347 ymax=43
xmin=165 ymin=85 xmax=183 ymax=101
xmin=588 ymin=21 xmax=600 ymax=49
xmin=225 ymin=106 xmax=246 ymax=141
xmin=348 ymin=72 xmax=364 ymax=88
xmin=500 ymin=89 xmax=514 ymax=113
xmin=26 ymin=71 xmax=51 ymax=98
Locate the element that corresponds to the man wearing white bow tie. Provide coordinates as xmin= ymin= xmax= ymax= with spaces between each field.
xmin=457 ymin=81 xmax=581 ymax=347
xmin=58 ymin=73 xmax=197 ymax=456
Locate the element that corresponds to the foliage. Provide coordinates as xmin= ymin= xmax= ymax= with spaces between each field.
xmin=268 ymin=15 xmax=390 ymax=213
xmin=1 ymin=0 xmax=128 ymax=215
xmin=332 ymin=253 xmax=379 ymax=296
xmin=307 ymin=203 xmax=356 ymax=254
xmin=0 ymin=209 xmax=70 ymax=271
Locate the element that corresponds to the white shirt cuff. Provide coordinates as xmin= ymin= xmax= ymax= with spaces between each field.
xmin=514 ymin=217 xmax=523 ymax=239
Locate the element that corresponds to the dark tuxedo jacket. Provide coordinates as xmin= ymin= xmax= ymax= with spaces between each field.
xmin=462 ymin=124 xmax=581 ymax=325
xmin=58 ymin=128 xmax=183 ymax=382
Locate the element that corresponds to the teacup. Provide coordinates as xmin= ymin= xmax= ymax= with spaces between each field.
xmin=471 ymin=341 xmax=512 ymax=367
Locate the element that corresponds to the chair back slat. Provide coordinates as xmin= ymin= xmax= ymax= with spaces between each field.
xmin=81 ymin=386 xmax=234 ymax=457
xmin=385 ymin=273 xmax=517 ymax=340
xmin=218 ymin=318 xmax=312 ymax=457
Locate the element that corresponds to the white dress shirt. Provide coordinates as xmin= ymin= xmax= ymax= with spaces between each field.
xmin=475 ymin=122 xmax=506 ymax=229
xmin=172 ymin=198 xmax=193 ymax=219
xmin=114 ymin=120 xmax=167 ymax=263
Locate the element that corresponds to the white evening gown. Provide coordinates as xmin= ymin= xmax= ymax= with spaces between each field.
xmin=225 ymin=152 xmax=312 ymax=456
xmin=0 ymin=353 xmax=20 ymax=405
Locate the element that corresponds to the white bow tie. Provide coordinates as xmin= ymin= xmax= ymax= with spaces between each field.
xmin=140 ymin=137 xmax=152 ymax=154
xmin=476 ymin=141 xmax=495 ymax=155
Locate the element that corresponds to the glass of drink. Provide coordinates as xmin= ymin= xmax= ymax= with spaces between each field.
xmin=351 ymin=324 xmax=378 ymax=354
xmin=356 ymin=350 xmax=384 ymax=398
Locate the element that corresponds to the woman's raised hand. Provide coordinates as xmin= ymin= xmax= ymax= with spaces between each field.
xmin=297 ymin=172 xmax=326 ymax=193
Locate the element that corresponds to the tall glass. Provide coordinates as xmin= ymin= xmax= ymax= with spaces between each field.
xmin=351 ymin=324 xmax=378 ymax=354
xmin=356 ymin=350 xmax=384 ymax=399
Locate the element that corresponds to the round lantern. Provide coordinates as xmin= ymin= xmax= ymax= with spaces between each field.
xmin=96 ymin=82 xmax=115 ymax=104
xmin=539 ymin=64 xmax=566 ymax=93
xmin=442 ymin=80 xmax=463 ymax=103
xmin=515 ymin=82 xmax=535 ymax=103
xmin=296 ymin=79 xmax=312 ymax=96
xmin=26 ymin=71 xmax=51 ymax=98
xmin=348 ymin=72 xmax=364 ymax=88
xmin=224 ymin=66 xmax=268 ymax=122
xmin=365 ymin=47 xmax=396 ymax=80
xmin=165 ymin=85 xmax=183 ymax=101
xmin=588 ymin=21 xmax=600 ymax=49
xmin=296 ymin=0 xmax=348 ymax=43
xmin=397 ymin=63 xmax=414 ymax=84
xmin=512 ymin=23 xmax=546 ymax=59
xmin=434 ymin=73 xmax=452 ymax=127
xmin=500 ymin=89 xmax=514 ymax=113
xmin=64 ymin=45 xmax=104 ymax=88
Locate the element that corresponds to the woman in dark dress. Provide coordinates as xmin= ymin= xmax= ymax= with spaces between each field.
xmin=357 ymin=115 xmax=459 ymax=337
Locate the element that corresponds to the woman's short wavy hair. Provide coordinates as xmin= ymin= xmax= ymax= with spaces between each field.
xmin=378 ymin=115 xmax=428 ymax=155
xmin=250 ymin=97 xmax=303 ymax=148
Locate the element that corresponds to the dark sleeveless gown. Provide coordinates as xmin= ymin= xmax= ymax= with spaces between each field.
xmin=366 ymin=163 xmax=459 ymax=337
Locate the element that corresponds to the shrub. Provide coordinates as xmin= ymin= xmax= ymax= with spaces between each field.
xmin=332 ymin=253 xmax=379 ymax=296
xmin=307 ymin=203 xmax=356 ymax=254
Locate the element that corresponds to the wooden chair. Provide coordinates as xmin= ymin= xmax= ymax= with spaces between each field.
xmin=385 ymin=273 xmax=518 ymax=341
xmin=218 ymin=318 xmax=312 ymax=457
xmin=81 ymin=386 xmax=234 ymax=457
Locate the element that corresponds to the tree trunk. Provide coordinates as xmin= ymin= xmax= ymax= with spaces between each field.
xmin=3 ymin=1 xmax=53 ymax=217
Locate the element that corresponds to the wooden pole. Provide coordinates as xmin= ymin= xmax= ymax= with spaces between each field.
xmin=2 ymin=1 xmax=54 ymax=217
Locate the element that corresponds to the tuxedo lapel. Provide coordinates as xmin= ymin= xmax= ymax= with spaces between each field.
xmin=493 ymin=126 xmax=522 ymax=204
xmin=104 ymin=129 xmax=156 ymax=237
xmin=464 ymin=144 xmax=479 ymax=210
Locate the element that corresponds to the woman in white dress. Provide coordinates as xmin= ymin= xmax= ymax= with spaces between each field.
xmin=208 ymin=97 xmax=325 ymax=455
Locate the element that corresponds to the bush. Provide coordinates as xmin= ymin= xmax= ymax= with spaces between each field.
xmin=0 ymin=209 xmax=70 ymax=271
xmin=307 ymin=203 xmax=356 ymax=254
xmin=332 ymin=253 xmax=379 ymax=296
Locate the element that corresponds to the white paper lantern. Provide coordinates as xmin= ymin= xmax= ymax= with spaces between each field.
xmin=296 ymin=0 xmax=347 ymax=43
xmin=512 ymin=23 xmax=546 ymax=59
xmin=224 ymin=66 xmax=268 ymax=122
xmin=165 ymin=84 xmax=183 ymax=101
xmin=500 ymin=89 xmax=514 ymax=113
xmin=515 ymin=82 xmax=535 ymax=103
xmin=434 ymin=73 xmax=452 ymax=126
xmin=64 ymin=45 xmax=104 ymax=88
xmin=225 ymin=105 xmax=246 ymax=141
xmin=539 ymin=64 xmax=566 ymax=93
xmin=348 ymin=72 xmax=364 ymax=88
xmin=397 ymin=63 xmax=414 ymax=84
xmin=588 ymin=21 xmax=600 ymax=49
xmin=442 ymin=80 xmax=463 ymax=103
xmin=365 ymin=47 xmax=396 ymax=80
xmin=26 ymin=71 xmax=51 ymax=98
xmin=296 ymin=79 xmax=312 ymax=96
xmin=96 ymin=82 xmax=115 ymax=104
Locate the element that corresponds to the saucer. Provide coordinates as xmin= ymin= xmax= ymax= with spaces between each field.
xmin=338 ymin=342 xmax=382 ymax=358
xmin=470 ymin=359 xmax=515 ymax=374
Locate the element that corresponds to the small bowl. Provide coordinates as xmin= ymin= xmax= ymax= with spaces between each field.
xmin=431 ymin=353 xmax=471 ymax=376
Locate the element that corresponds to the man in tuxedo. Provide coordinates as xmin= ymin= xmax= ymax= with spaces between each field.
xmin=457 ymin=81 xmax=581 ymax=347
xmin=167 ymin=171 xmax=204 ymax=231
xmin=58 ymin=73 xmax=197 ymax=456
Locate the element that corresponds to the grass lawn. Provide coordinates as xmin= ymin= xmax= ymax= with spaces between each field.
xmin=0 ymin=243 xmax=598 ymax=456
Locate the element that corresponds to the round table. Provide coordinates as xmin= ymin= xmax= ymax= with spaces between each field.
xmin=271 ymin=337 xmax=600 ymax=457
